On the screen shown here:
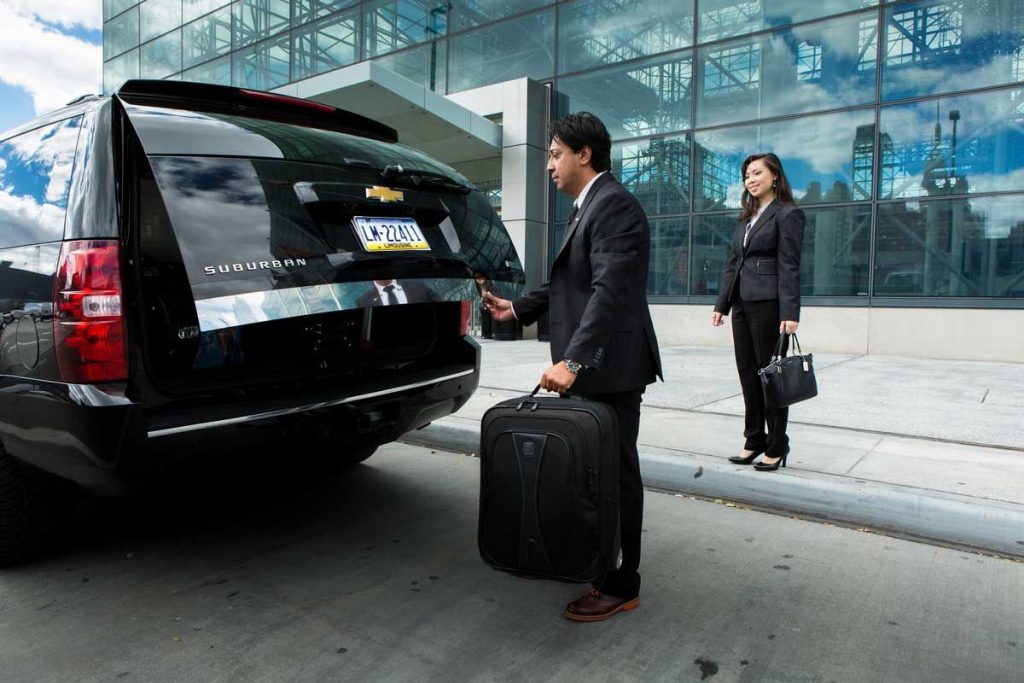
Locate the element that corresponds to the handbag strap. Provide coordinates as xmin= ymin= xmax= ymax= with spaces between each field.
xmin=772 ymin=332 xmax=803 ymax=360
xmin=772 ymin=333 xmax=786 ymax=360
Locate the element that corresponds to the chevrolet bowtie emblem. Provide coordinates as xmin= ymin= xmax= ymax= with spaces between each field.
xmin=365 ymin=185 xmax=404 ymax=202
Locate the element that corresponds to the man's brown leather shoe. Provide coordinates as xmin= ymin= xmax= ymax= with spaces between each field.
xmin=564 ymin=588 xmax=640 ymax=622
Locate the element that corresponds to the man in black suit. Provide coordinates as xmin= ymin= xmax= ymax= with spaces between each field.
xmin=485 ymin=112 xmax=662 ymax=621
xmin=355 ymin=278 xmax=437 ymax=308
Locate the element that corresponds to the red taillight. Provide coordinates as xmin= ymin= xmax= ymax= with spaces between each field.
xmin=53 ymin=240 xmax=128 ymax=383
xmin=459 ymin=300 xmax=471 ymax=336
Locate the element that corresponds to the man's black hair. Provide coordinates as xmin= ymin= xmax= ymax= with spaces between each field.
xmin=549 ymin=112 xmax=612 ymax=173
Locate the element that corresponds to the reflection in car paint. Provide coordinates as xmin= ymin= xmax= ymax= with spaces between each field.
xmin=193 ymin=277 xmax=479 ymax=332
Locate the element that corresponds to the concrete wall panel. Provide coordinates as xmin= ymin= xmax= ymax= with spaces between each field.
xmin=867 ymin=308 xmax=1024 ymax=362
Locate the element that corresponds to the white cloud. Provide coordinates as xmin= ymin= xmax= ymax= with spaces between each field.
xmin=769 ymin=110 xmax=873 ymax=175
xmin=0 ymin=189 xmax=67 ymax=245
xmin=3 ymin=0 xmax=102 ymax=31
xmin=0 ymin=3 xmax=102 ymax=115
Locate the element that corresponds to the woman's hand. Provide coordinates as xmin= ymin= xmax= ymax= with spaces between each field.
xmin=780 ymin=320 xmax=799 ymax=334
xmin=711 ymin=311 xmax=724 ymax=326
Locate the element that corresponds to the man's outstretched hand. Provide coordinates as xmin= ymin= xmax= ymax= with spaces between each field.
xmin=483 ymin=291 xmax=516 ymax=322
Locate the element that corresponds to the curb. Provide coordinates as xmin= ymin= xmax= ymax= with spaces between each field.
xmin=402 ymin=419 xmax=1024 ymax=559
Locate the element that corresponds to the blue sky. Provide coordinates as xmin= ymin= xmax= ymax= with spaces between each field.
xmin=0 ymin=1 xmax=103 ymax=134
xmin=0 ymin=84 xmax=36 ymax=134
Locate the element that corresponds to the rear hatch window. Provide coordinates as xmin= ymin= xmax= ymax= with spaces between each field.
xmin=124 ymin=102 xmax=524 ymax=390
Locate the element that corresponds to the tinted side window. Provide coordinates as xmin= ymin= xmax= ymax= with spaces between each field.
xmin=0 ymin=117 xmax=82 ymax=249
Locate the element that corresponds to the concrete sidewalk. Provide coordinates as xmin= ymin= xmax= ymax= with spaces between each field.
xmin=403 ymin=339 xmax=1024 ymax=558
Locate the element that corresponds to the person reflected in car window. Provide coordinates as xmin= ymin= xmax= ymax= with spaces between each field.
xmin=356 ymin=279 xmax=438 ymax=307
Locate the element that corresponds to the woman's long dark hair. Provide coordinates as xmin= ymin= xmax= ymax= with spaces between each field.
xmin=740 ymin=153 xmax=795 ymax=221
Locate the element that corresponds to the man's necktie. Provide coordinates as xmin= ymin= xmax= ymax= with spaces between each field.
xmin=383 ymin=284 xmax=399 ymax=306
xmin=567 ymin=204 xmax=579 ymax=226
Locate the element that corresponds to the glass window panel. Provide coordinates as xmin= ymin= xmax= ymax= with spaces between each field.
xmin=372 ymin=42 xmax=448 ymax=92
xmin=233 ymin=0 xmax=291 ymax=48
xmin=449 ymin=10 xmax=555 ymax=92
xmin=294 ymin=1 xmax=359 ymax=25
xmin=105 ymin=6 xmax=140 ymax=59
xmin=698 ymin=0 xmax=879 ymax=43
xmin=875 ymin=195 xmax=1024 ymax=297
xmin=141 ymin=29 xmax=182 ymax=79
xmin=105 ymin=0 xmax=138 ymax=20
xmin=557 ymin=51 xmax=692 ymax=140
xmin=693 ymin=205 xmax=872 ymax=296
xmin=883 ymin=0 xmax=1024 ymax=102
xmin=104 ymin=48 xmax=140 ymax=93
xmin=233 ymin=34 xmax=291 ymax=89
xmin=182 ymin=55 xmax=232 ymax=84
xmin=648 ymin=216 xmax=689 ymax=295
xmin=559 ymin=0 xmax=694 ymax=75
xmin=184 ymin=0 xmax=231 ymax=22
xmin=801 ymin=204 xmax=871 ymax=296
xmin=293 ymin=10 xmax=360 ymax=79
xmin=691 ymin=214 xmax=735 ymax=295
xmin=140 ymin=0 xmax=182 ymax=42
xmin=184 ymin=7 xmax=232 ymax=68
xmin=879 ymin=88 xmax=1024 ymax=200
xmin=0 ymin=117 xmax=82 ymax=248
xmin=364 ymin=0 xmax=449 ymax=58
xmin=694 ymin=108 xmax=876 ymax=211
xmin=697 ymin=12 xmax=878 ymax=127
xmin=613 ymin=134 xmax=691 ymax=216
xmin=450 ymin=0 xmax=550 ymax=31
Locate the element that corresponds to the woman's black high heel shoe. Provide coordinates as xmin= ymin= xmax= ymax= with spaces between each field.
xmin=754 ymin=453 xmax=788 ymax=471
xmin=728 ymin=450 xmax=764 ymax=465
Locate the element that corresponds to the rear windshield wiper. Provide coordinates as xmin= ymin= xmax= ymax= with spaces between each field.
xmin=381 ymin=164 xmax=472 ymax=194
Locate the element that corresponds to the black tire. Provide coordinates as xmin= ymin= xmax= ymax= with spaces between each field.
xmin=339 ymin=443 xmax=378 ymax=466
xmin=0 ymin=446 xmax=62 ymax=566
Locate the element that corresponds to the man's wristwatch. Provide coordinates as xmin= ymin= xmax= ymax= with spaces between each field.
xmin=563 ymin=359 xmax=583 ymax=375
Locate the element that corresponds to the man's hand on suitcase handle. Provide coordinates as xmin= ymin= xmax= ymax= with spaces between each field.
xmin=539 ymin=361 xmax=577 ymax=394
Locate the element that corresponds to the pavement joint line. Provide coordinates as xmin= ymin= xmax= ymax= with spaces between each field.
xmin=679 ymin=392 xmax=745 ymax=411
xmin=479 ymin=385 xmax=1024 ymax=454
xmin=402 ymin=418 xmax=1024 ymax=559
xmin=844 ymin=435 xmax=886 ymax=475
xmin=680 ymin=407 xmax=1024 ymax=454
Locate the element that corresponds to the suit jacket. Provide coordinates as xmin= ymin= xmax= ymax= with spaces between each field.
xmin=714 ymin=201 xmax=805 ymax=322
xmin=356 ymin=280 xmax=438 ymax=308
xmin=513 ymin=173 xmax=663 ymax=396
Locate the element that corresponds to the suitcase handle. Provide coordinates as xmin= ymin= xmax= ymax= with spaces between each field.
xmin=516 ymin=385 xmax=548 ymax=411
xmin=528 ymin=384 xmax=581 ymax=401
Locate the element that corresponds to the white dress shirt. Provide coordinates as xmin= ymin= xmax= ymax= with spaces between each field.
xmin=375 ymin=280 xmax=408 ymax=305
xmin=744 ymin=200 xmax=773 ymax=248
xmin=573 ymin=171 xmax=607 ymax=214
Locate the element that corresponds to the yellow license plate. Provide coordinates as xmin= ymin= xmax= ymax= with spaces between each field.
xmin=352 ymin=216 xmax=430 ymax=252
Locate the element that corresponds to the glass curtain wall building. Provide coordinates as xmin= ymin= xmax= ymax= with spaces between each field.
xmin=104 ymin=0 xmax=1024 ymax=309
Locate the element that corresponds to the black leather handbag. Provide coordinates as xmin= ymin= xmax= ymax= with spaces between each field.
xmin=759 ymin=333 xmax=818 ymax=408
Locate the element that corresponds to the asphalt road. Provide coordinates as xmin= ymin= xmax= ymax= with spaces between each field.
xmin=0 ymin=442 xmax=1021 ymax=683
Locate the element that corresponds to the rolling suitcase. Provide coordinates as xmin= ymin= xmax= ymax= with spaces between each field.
xmin=478 ymin=387 xmax=620 ymax=583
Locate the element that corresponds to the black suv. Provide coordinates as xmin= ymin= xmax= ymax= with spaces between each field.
xmin=0 ymin=80 xmax=523 ymax=563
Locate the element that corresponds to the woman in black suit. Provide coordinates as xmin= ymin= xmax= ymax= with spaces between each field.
xmin=711 ymin=153 xmax=805 ymax=471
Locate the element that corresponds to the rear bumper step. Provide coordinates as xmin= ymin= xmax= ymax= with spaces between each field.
xmin=147 ymin=368 xmax=474 ymax=438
